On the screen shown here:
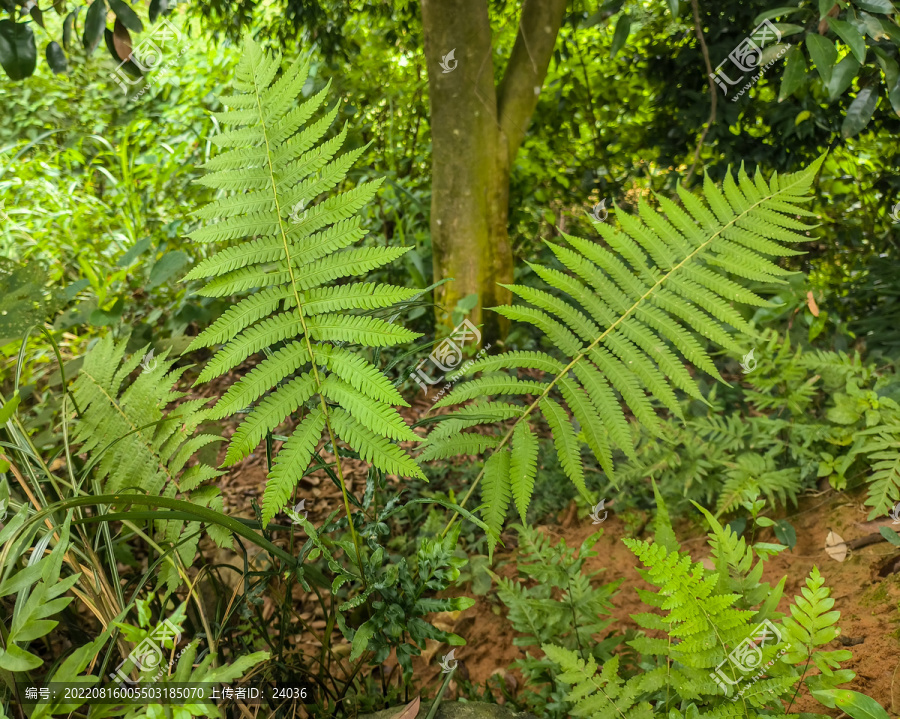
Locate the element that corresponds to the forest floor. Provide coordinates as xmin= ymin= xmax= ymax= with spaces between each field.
xmin=201 ymin=370 xmax=900 ymax=716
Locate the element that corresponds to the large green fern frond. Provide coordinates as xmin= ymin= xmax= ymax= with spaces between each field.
xmin=186 ymin=38 xmax=423 ymax=526
xmin=422 ymin=159 xmax=823 ymax=554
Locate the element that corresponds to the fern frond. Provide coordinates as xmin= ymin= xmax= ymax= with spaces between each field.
xmin=70 ymin=334 xmax=227 ymax=590
xmin=421 ymin=158 xmax=823 ymax=543
xmin=187 ymin=39 xmax=422 ymax=524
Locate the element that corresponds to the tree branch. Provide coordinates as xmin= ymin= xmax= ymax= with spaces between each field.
xmin=686 ymin=0 xmax=717 ymax=183
xmin=496 ymin=0 xmax=567 ymax=162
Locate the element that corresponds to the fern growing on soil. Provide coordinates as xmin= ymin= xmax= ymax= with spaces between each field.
xmin=184 ymin=38 xmax=424 ymax=531
xmin=422 ymin=159 xmax=823 ymax=553
xmin=505 ymin=488 xmax=863 ymax=718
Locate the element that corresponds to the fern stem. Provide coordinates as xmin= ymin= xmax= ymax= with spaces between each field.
xmin=442 ymin=178 xmax=801 ymax=537
xmin=250 ymin=66 xmax=367 ymax=584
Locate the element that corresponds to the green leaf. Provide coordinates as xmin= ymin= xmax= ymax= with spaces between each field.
xmin=807 ymin=34 xmax=837 ymax=83
xmin=667 ymin=0 xmax=679 ymax=17
xmin=62 ymin=10 xmax=75 ymax=49
xmin=773 ymin=23 xmax=808 ymax=38
xmin=842 ymin=86 xmax=878 ymax=136
xmin=610 ymin=14 xmax=631 ymax=58
xmin=854 ymin=0 xmax=895 ymax=12
xmin=812 ymin=689 xmax=890 ymax=719
xmin=819 ymin=0 xmax=836 ymax=18
xmin=107 ymin=0 xmax=142 ymax=32
xmin=827 ymin=55 xmax=861 ymax=100
xmin=149 ymin=250 xmax=190 ymax=287
xmin=45 ymin=40 xmax=66 ymax=73
xmin=82 ymin=0 xmax=107 ymax=55
xmin=0 ymin=20 xmax=37 ymax=81
xmin=0 ymin=643 xmax=42 ymax=671
xmin=875 ymin=50 xmax=900 ymax=115
xmin=827 ymin=17 xmax=867 ymax=63
xmin=880 ymin=526 xmax=900 ymax=547
xmin=774 ymin=519 xmax=798 ymax=549
xmin=754 ymin=6 xmax=807 ymax=23
xmin=149 ymin=0 xmax=167 ymax=23
xmin=780 ymin=46 xmax=808 ymax=100
xmin=116 ymin=237 xmax=153 ymax=267
xmin=350 ymin=620 xmax=375 ymax=661
xmin=0 ymin=391 xmax=20 ymax=424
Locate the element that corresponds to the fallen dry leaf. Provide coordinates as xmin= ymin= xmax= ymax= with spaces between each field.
xmin=807 ymin=290 xmax=820 ymax=317
xmin=825 ymin=530 xmax=847 ymax=562
xmin=394 ymin=696 xmax=420 ymax=719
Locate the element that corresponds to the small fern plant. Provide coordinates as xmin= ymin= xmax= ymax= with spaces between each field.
xmin=70 ymin=333 xmax=229 ymax=590
xmin=539 ymin=486 xmax=857 ymax=718
xmin=183 ymin=38 xmax=424 ymax=548
xmin=421 ymin=158 xmax=823 ymax=554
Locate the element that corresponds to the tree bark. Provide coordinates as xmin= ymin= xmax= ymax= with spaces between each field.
xmin=420 ymin=0 xmax=566 ymax=343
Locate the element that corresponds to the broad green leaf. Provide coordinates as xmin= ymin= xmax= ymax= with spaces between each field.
xmin=754 ymin=6 xmax=807 ymax=23
xmin=880 ymin=526 xmax=900 ymax=547
xmin=0 ymin=391 xmax=20 ymax=424
xmin=854 ymin=0 xmax=895 ymax=12
xmin=807 ymin=34 xmax=837 ymax=83
xmin=819 ymin=0 xmax=836 ymax=18
xmin=827 ymin=17 xmax=867 ymax=63
xmin=667 ymin=0 xmax=679 ymax=17
xmin=812 ymin=689 xmax=890 ymax=719
xmin=773 ymin=23 xmax=807 ymax=38
xmin=780 ymin=46 xmax=808 ymax=100
xmin=149 ymin=0 xmax=167 ymax=23
xmin=874 ymin=49 xmax=900 ymax=114
xmin=107 ymin=0 xmax=143 ymax=32
xmin=149 ymin=250 xmax=190 ymax=287
xmin=0 ymin=643 xmax=42 ymax=671
xmin=45 ymin=41 xmax=67 ymax=73
xmin=63 ymin=10 xmax=75 ymax=49
xmin=827 ymin=55 xmax=861 ymax=100
xmin=610 ymin=14 xmax=631 ymax=58
xmin=82 ymin=0 xmax=107 ymax=55
xmin=0 ymin=20 xmax=37 ymax=81
xmin=350 ymin=620 xmax=375 ymax=661
xmin=841 ymin=86 xmax=878 ymax=136
xmin=116 ymin=237 xmax=153 ymax=267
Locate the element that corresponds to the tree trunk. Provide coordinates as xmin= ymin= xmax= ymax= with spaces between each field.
xmin=420 ymin=0 xmax=566 ymax=344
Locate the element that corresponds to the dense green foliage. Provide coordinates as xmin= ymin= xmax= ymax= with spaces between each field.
xmin=1 ymin=0 xmax=899 ymax=717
